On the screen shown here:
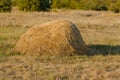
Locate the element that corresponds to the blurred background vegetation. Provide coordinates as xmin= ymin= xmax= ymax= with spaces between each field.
xmin=0 ymin=0 xmax=12 ymax=12
xmin=0 ymin=0 xmax=120 ymax=13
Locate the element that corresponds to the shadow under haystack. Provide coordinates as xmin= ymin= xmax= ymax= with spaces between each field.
xmin=14 ymin=20 xmax=94 ymax=56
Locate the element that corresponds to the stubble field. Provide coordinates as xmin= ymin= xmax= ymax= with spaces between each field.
xmin=0 ymin=10 xmax=120 ymax=80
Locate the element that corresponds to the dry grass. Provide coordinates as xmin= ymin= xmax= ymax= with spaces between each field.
xmin=0 ymin=10 xmax=120 ymax=80
xmin=0 ymin=10 xmax=120 ymax=27
xmin=0 ymin=55 xmax=120 ymax=80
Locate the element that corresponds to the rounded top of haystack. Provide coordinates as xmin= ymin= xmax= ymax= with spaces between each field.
xmin=14 ymin=19 xmax=94 ymax=56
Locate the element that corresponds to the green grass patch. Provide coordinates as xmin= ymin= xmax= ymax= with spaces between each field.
xmin=0 ymin=26 xmax=29 ymax=56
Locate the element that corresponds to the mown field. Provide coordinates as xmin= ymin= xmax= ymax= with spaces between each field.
xmin=0 ymin=10 xmax=120 ymax=80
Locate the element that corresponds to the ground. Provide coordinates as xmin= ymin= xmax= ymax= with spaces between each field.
xmin=0 ymin=10 xmax=120 ymax=80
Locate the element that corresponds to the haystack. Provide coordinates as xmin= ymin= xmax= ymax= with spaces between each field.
xmin=14 ymin=20 xmax=93 ymax=56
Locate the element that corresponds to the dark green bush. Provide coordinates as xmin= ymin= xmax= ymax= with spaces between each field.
xmin=40 ymin=0 xmax=51 ymax=11
xmin=0 ymin=0 xmax=12 ymax=12
xmin=17 ymin=0 xmax=50 ymax=11
xmin=52 ymin=0 xmax=80 ymax=9
xmin=109 ymin=0 xmax=120 ymax=13
xmin=51 ymin=0 xmax=120 ymax=13
xmin=79 ymin=0 xmax=108 ymax=11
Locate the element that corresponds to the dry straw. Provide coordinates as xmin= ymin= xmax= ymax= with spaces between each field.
xmin=14 ymin=20 xmax=94 ymax=56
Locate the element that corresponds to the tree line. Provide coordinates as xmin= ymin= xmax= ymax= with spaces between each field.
xmin=0 ymin=0 xmax=120 ymax=13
